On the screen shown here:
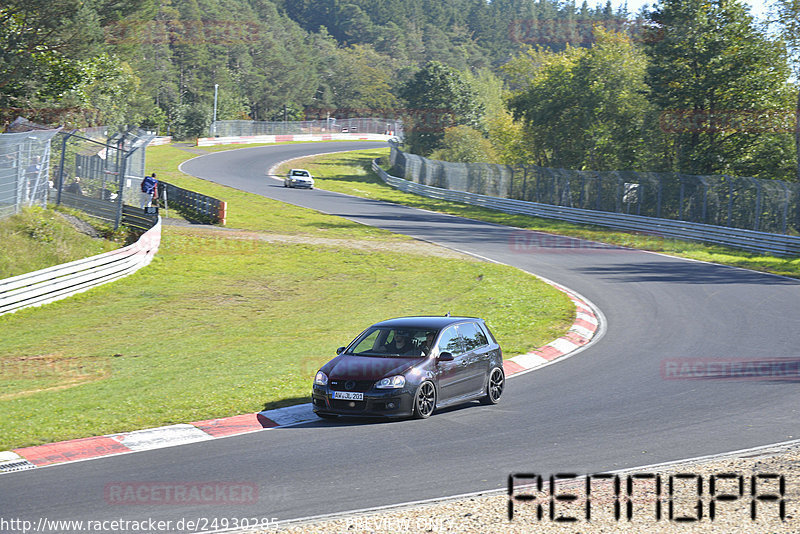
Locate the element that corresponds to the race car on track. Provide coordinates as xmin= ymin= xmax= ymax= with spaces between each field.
xmin=312 ymin=316 xmax=505 ymax=419
xmin=284 ymin=169 xmax=314 ymax=189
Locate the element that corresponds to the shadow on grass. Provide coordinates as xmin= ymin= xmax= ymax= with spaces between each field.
xmin=312 ymin=160 xmax=384 ymax=186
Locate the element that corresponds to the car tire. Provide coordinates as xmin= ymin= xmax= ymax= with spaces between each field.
xmin=412 ymin=381 xmax=436 ymax=419
xmin=480 ymin=367 xmax=505 ymax=405
xmin=316 ymin=412 xmax=337 ymax=420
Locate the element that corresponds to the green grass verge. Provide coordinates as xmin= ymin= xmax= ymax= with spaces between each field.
xmin=276 ymin=148 xmax=800 ymax=279
xmin=147 ymin=144 xmax=400 ymax=238
xmin=0 ymin=206 xmax=121 ymax=279
xmin=0 ymin=144 xmax=574 ymax=450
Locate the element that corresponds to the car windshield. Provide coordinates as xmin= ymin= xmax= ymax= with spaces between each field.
xmin=347 ymin=326 xmax=438 ymax=357
xmin=291 ymin=170 xmax=309 ymax=176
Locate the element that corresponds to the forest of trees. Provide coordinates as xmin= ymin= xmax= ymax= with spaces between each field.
xmin=2 ymin=0 xmax=800 ymax=180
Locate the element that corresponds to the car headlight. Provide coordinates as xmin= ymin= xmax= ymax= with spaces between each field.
xmin=375 ymin=375 xmax=405 ymax=389
xmin=314 ymin=371 xmax=328 ymax=386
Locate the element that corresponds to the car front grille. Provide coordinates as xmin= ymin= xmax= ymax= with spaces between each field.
xmin=329 ymin=380 xmax=374 ymax=392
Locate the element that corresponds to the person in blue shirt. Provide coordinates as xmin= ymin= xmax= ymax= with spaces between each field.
xmin=140 ymin=172 xmax=158 ymax=208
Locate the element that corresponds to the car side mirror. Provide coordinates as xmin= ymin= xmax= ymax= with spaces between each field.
xmin=336 ymin=346 xmax=346 ymax=355
xmin=437 ymin=352 xmax=454 ymax=362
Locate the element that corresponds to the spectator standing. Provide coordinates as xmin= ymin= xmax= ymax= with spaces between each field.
xmin=65 ymin=177 xmax=83 ymax=195
xmin=140 ymin=172 xmax=158 ymax=208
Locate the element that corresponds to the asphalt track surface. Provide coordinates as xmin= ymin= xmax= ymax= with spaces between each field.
xmin=3 ymin=141 xmax=800 ymax=531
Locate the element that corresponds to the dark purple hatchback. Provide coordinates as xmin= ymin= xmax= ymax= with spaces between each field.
xmin=312 ymin=316 xmax=505 ymax=419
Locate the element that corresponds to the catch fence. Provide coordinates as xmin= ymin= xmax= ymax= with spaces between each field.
xmin=390 ymin=144 xmax=800 ymax=235
xmin=53 ymin=128 xmax=156 ymax=229
xmin=211 ymin=118 xmax=402 ymax=137
xmin=0 ymin=128 xmax=63 ymax=219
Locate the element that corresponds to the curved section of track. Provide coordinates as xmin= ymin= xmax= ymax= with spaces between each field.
xmin=2 ymin=142 xmax=799 ymax=529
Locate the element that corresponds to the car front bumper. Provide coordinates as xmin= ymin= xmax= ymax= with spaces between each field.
xmin=312 ymin=385 xmax=414 ymax=417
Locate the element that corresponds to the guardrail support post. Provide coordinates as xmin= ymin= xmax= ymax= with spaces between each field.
xmin=114 ymin=153 xmax=127 ymax=231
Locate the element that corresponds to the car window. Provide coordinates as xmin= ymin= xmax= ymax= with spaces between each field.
xmin=477 ymin=321 xmax=496 ymax=344
xmin=350 ymin=329 xmax=381 ymax=355
xmin=437 ymin=326 xmax=464 ymax=355
xmin=291 ymin=170 xmax=309 ymax=176
xmin=413 ymin=329 xmax=437 ymax=354
xmin=458 ymin=322 xmax=488 ymax=351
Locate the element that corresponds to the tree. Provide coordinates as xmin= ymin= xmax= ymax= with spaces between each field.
xmin=320 ymin=44 xmax=401 ymax=111
xmin=773 ymin=0 xmax=800 ymax=181
xmin=644 ymin=0 xmax=795 ymax=179
xmin=0 ymin=0 xmax=152 ymax=126
xmin=400 ymin=61 xmax=483 ymax=155
xmin=507 ymin=28 xmax=658 ymax=170
xmin=430 ymin=125 xmax=497 ymax=163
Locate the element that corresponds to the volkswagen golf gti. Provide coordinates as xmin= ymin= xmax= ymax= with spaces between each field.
xmin=312 ymin=316 xmax=505 ymax=419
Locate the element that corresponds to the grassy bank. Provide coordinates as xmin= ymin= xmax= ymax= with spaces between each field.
xmin=0 ymin=226 xmax=573 ymax=449
xmin=0 ymin=206 xmax=121 ymax=279
xmin=0 ymin=144 xmax=575 ymax=450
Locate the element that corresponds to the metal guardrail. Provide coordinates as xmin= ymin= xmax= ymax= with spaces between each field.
xmin=51 ymin=190 xmax=158 ymax=232
xmin=372 ymin=161 xmax=800 ymax=257
xmin=0 ymin=218 xmax=162 ymax=316
xmin=160 ymin=181 xmax=226 ymax=224
xmin=390 ymin=142 xmax=800 ymax=236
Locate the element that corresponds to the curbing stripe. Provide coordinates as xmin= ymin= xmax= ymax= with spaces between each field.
xmin=5 ymin=282 xmax=600 ymax=472
xmin=502 ymin=360 xmax=526 ymax=375
xmin=192 ymin=413 xmax=267 ymax=437
xmin=257 ymin=403 xmax=316 ymax=427
xmin=564 ymin=331 xmax=590 ymax=346
xmin=570 ymin=325 xmax=595 ymax=339
xmin=14 ymin=436 xmax=131 ymax=467
xmin=0 ymin=451 xmax=21 ymax=462
xmin=109 ymin=424 xmax=214 ymax=452
xmin=508 ymin=353 xmax=549 ymax=369
xmin=548 ymin=338 xmax=580 ymax=354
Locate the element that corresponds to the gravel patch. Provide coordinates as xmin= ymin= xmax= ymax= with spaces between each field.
xmin=246 ymin=441 xmax=800 ymax=534
xmin=166 ymin=225 xmax=480 ymax=260
xmin=55 ymin=211 xmax=103 ymax=238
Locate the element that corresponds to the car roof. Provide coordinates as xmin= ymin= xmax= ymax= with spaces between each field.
xmin=290 ymin=169 xmax=310 ymax=173
xmin=370 ymin=316 xmax=483 ymax=330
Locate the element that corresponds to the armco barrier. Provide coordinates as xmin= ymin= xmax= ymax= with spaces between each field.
xmin=160 ymin=181 xmax=226 ymax=224
xmin=54 ymin=191 xmax=158 ymax=232
xmin=148 ymin=136 xmax=172 ymax=146
xmin=196 ymin=133 xmax=394 ymax=147
xmin=372 ymin=161 xmax=800 ymax=257
xmin=0 ymin=218 xmax=162 ymax=316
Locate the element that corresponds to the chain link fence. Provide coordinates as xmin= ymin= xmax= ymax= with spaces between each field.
xmin=0 ymin=128 xmax=63 ymax=219
xmin=210 ymin=118 xmax=402 ymax=137
xmin=390 ymin=144 xmax=800 ymax=235
xmin=52 ymin=127 xmax=156 ymax=229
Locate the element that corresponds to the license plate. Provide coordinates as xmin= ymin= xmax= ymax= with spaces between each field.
xmin=333 ymin=391 xmax=363 ymax=401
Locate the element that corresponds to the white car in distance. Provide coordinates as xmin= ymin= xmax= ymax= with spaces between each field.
xmin=284 ymin=169 xmax=314 ymax=189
